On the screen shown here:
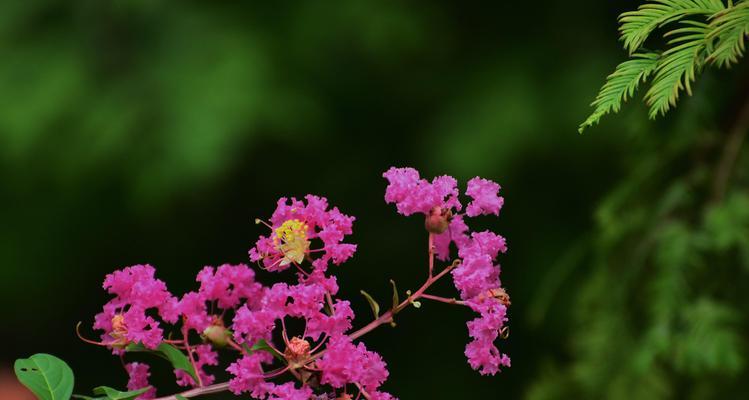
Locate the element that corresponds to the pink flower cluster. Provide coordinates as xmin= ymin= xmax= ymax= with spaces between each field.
xmin=383 ymin=167 xmax=511 ymax=375
xmin=93 ymin=265 xmax=179 ymax=351
xmin=86 ymin=167 xmax=510 ymax=400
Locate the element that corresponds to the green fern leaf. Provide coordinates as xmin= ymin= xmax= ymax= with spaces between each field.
xmin=644 ymin=21 xmax=711 ymax=118
xmin=707 ymin=1 xmax=749 ymax=67
xmin=620 ymin=0 xmax=726 ymax=54
xmin=579 ymin=52 xmax=660 ymax=133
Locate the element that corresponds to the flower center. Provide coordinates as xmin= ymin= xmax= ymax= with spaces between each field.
xmin=110 ymin=314 xmax=129 ymax=348
xmin=273 ymin=219 xmax=310 ymax=265
xmin=284 ymin=337 xmax=311 ymax=368
xmin=487 ymin=287 xmax=511 ymax=306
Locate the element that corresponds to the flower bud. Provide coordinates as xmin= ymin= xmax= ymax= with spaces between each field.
xmin=488 ymin=287 xmax=511 ymax=306
xmin=425 ymin=206 xmax=452 ymax=234
xmin=203 ymin=323 xmax=231 ymax=348
xmin=284 ymin=337 xmax=311 ymax=367
xmin=109 ymin=314 xmax=130 ymax=348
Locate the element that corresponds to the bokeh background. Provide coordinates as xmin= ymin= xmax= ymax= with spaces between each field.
xmin=3 ymin=1 xmax=749 ymax=399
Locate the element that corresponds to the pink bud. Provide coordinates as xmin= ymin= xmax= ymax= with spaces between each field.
xmin=424 ymin=206 xmax=452 ymax=234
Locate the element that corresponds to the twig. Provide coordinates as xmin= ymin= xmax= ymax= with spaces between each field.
xmin=712 ymin=89 xmax=749 ymax=202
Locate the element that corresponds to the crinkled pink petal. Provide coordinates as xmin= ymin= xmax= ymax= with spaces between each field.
xmin=125 ymin=362 xmax=156 ymax=399
xmin=465 ymin=177 xmax=503 ymax=217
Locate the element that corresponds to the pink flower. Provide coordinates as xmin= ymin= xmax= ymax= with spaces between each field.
xmin=249 ymin=196 xmax=357 ymax=272
xmin=433 ymin=214 xmax=470 ymax=261
xmin=125 ymin=362 xmax=155 ymax=399
xmin=178 ymin=264 xmax=266 ymax=334
xmin=382 ymin=167 xmax=460 ymax=216
xmin=175 ymin=344 xmax=219 ymax=387
xmin=465 ymin=177 xmax=503 ymax=217
xmin=265 ymin=382 xmax=313 ymax=400
xmin=317 ymin=335 xmax=390 ymax=393
xmin=383 ymin=167 xmax=511 ymax=375
xmin=232 ymin=305 xmax=278 ymax=346
xmin=94 ymin=265 xmax=178 ymax=351
xmin=102 ymin=265 xmax=177 ymax=321
xmin=464 ymin=298 xmax=510 ymax=375
xmin=226 ymin=353 xmax=272 ymax=396
xmin=196 ymin=264 xmax=264 ymax=310
xmin=178 ymin=292 xmax=212 ymax=333
xmin=306 ymin=300 xmax=354 ymax=340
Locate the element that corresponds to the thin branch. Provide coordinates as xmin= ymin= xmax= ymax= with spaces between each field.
xmin=712 ymin=92 xmax=749 ymax=202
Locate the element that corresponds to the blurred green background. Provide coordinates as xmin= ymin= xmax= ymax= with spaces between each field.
xmin=2 ymin=1 xmax=749 ymax=399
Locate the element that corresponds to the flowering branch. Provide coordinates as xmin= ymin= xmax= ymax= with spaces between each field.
xmin=61 ymin=167 xmax=511 ymax=400
xmin=350 ymin=259 xmax=458 ymax=341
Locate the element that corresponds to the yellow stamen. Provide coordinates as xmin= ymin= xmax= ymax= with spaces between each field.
xmin=273 ymin=219 xmax=310 ymax=266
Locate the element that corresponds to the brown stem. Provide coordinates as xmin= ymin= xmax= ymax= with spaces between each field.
xmin=349 ymin=262 xmax=456 ymax=341
xmin=153 ymin=382 xmax=229 ymax=400
xmin=428 ymin=233 xmax=434 ymax=278
xmin=182 ymin=323 xmax=204 ymax=387
xmin=712 ymin=90 xmax=749 ymax=202
xmin=421 ymin=293 xmax=466 ymax=305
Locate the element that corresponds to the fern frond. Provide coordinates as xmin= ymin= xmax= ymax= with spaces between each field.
xmin=707 ymin=1 xmax=749 ymax=67
xmin=579 ymin=53 xmax=661 ymax=133
xmin=644 ymin=21 xmax=711 ymax=118
xmin=620 ymin=0 xmax=726 ymax=54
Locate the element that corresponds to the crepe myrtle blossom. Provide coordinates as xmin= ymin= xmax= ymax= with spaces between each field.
xmin=383 ymin=167 xmax=510 ymax=374
xmin=75 ymin=167 xmax=510 ymax=400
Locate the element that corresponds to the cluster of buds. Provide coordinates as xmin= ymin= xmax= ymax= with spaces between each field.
xmin=77 ymin=167 xmax=510 ymax=399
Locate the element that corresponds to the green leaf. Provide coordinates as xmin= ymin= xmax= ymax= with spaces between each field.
xmin=175 ymin=396 xmax=188 ymax=400
xmin=579 ymin=52 xmax=660 ymax=132
xmin=360 ymin=290 xmax=380 ymax=318
xmin=250 ymin=339 xmax=284 ymax=362
xmin=93 ymin=386 xmax=150 ymax=400
xmin=389 ymin=279 xmax=400 ymax=311
xmin=404 ymin=289 xmax=422 ymax=309
xmin=619 ymin=0 xmax=725 ymax=54
xmin=14 ymin=353 xmax=74 ymax=400
xmin=125 ymin=343 xmax=198 ymax=384
xmin=707 ymin=1 xmax=749 ymax=67
xmin=644 ymin=21 xmax=711 ymax=118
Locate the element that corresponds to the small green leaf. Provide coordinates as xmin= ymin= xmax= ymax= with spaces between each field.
xmin=175 ymin=395 xmax=188 ymax=400
xmin=389 ymin=279 xmax=400 ymax=311
xmin=126 ymin=343 xmax=198 ymax=384
xmin=15 ymin=353 xmax=74 ymax=400
xmin=250 ymin=339 xmax=284 ymax=362
xmin=403 ymin=290 xmax=421 ymax=309
xmin=360 ymin=290 xmax=380 ymax=319
xmin=92 ymin=386 xmax=150 ymax=400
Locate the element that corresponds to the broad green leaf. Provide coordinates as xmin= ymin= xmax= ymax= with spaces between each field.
xmin=14 ymin=353 xmax=74 ymax=400
xmin=126 ymin=343 xmax=198 ymax=383
xmin=360 ymin=290 xmax=380 ymax=318
xmin=175 ymin=395 xmax=188 ymax=400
